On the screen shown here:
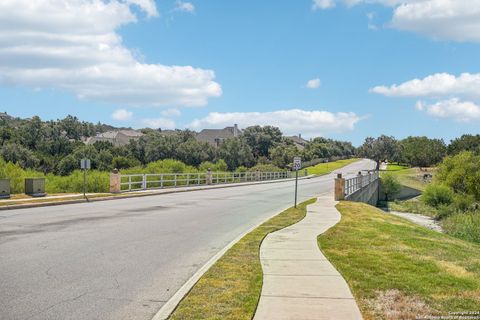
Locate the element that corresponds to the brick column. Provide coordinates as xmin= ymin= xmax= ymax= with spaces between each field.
xmin=334 ymin=173 xmax=345 ymax=201
xmin=110 ymin=170 xmax=121 ymax=193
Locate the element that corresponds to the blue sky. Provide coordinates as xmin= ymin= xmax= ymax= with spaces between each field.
xmin=1 ymin=0 xmax=480 ymax=145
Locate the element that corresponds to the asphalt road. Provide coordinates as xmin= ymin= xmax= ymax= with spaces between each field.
xmin=0 ymin=159 xmax=375 ymax=320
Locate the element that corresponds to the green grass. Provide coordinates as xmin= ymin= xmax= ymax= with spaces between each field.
xmin=319 ymin=201 xmax=480 ymax=320
xmin=306 ymin=158 xmax=359 ymax=175
xmin=385 ymin=164 xmax=409 ymax=171
xmin=381 ymin=166 xmax=430 ymax=191
xmin=386 ymin=199 xmax=437 ymax=218
xmin=169 ymin=198 xmax=316 ymax=320
xmin=443 ymin=213 xmax=480 ymax=244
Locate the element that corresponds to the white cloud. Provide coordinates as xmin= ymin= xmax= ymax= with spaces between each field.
xmin=188 ymin=109 xmax=362 ymax=137
xmin=0 ymin=0 xmax=221 ymax=107
xmin=112 ymin=108 xmax=133 ymax=121
xmin=306 ymin=78 xmax=321 ymax=89
xmin=161 ymin=108 xmax=182 ymax=117
xmin=143 ymin=117 xmax=176 ymax=129
xmin=391 ymin=0 xmax=480 ymax=42
xmin=312 ymin=0 xmax=336 ymax=10
xmin=175 ymin=1 xmax=195 ymax=13
xmin=126 ymin=0 xmax=159 ymax=17
xmin=370 ymin=73 xmax=480 ymax=98
xmin=317 ymin=0 xmax=480 ymax=42
xmin=417 ymin=99 xmax=480 ymax=122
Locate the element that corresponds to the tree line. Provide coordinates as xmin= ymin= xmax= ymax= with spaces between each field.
xmin=0 ymin=115 xmax=355 ymax=175
xmin=1 ymin=114 xmax=478 ymax=175
xmin=357 ymin=134 xmax=480 ymax=169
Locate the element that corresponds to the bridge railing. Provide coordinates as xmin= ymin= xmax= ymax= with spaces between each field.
xmin=344 ymin=171 xmax=379 ymax=197
xmin=118 ymin=171 xmax=294 ymax=192
xmin=335 ymin=170 xmax=379 ymax=201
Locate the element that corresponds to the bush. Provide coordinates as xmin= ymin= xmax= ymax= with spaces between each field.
xmin=453 ymin=193 xmax=477 ymax=212
xmin=0 ymin=157 xmax=43 ymax=193
xmin=442 ymin=212 xmax=480 ymax=244
xmin=422 ymin=184 xmax=454 ymax=208
xmin=198 ymin=160 xmax=229 ymax=172
xmin=435 ymin=205 xmax=456 ymax=220
xmin=46 ymin=170 xmax=109 ymax=193
xmin=381 ymin=174 xmax=402 ymax=201
xmin=247 ymin=164 xmax=284 ymax=172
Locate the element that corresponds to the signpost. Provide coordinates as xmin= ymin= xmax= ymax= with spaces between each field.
xmin=293 ymin=157 xmax=301 ymax=208
xmin=80 ymin=159 xmax=91 ymax=200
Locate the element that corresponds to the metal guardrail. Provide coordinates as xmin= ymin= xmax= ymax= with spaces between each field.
xmin=344 ymin=171 xmax=379 ymax=196
xmin=119 ymin=171 xmax=293 ymax=192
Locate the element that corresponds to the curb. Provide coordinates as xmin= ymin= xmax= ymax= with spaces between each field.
xmin=150 ymin=195 xmax=321 ymax=320
xmin=0 ymin=175 xmax=316 ymax=211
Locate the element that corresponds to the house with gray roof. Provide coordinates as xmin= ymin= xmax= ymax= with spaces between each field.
xmin=285 ymin=134 xmax=309 ymax=150
xmin=85 ymin=130 xmax=143 ymax=147
xmin=196 ymin=124 xmax=241 ymax=147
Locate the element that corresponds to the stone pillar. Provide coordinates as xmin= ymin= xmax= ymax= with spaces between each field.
xmin=255 ymin=170 xmax=260 ymax=181
xmin=334 ymin=173 xmax=345 ymax=201
xmin=110 ymin=169 xmax=121 ymax=193
xmin=206 ymin=169 xmax=213 ymax=185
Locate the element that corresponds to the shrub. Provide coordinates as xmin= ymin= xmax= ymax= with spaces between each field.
xmin=435 ymin=205 xmax=456 ymax=220
xmin=0 ymin=157 xmax=43 ymax=193
xmin=442 ymin=212 xmax=480 ymax=244
xmin=381 ymin=174 xmax=402 ymax=201
xmin=248 ymin=164 xmax=284 ymax=172
xmin=453 ymin=193 xmax=477 ymax=212
xmin=422 ymin=184 xmax=454 ymax=208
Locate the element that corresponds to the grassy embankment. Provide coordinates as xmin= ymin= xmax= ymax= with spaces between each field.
xmin=168 ymin=199 xmax=316 ymax=320
xmin=381 ymin=163 xmax=430 ymax=191
xmin=319 ymin=201 xmax=480 ymax=320
xmin=306 ymin=158 xmax=359 ymax=175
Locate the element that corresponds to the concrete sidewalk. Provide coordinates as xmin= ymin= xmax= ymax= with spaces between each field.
xmin=254 ymin=194 xmax=363 ymax=320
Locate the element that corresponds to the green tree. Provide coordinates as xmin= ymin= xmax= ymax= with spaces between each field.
xmin=400 ymin=136 xmax=446 ymax=167
xmin=269 ymin=144 xmax=298 ymax=168
xmin=243 ymin=125 xmax=283 ymax=158
xmin=435 ymin=151 xmax=480 ymax=200
xmin=357 ymin=135 xmax=399 ymax=169
xmin=381 ymin=174 xmax=402 ymax=201
xmin=0 ymin=143 xmax=40 ymax=169
xmin=448 ymin=134 xmax=480 ymax=155
xmin=217 ymin=138 xmax=255 ymax=170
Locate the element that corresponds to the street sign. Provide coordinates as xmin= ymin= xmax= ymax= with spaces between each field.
xmin=80 ymin=159 xmax=91 ymax=200
xmin=293 ymin=157 xmax=302 ymax=171
xmin=80 ymin=159 xmax=91 ymax=170
xmin=293 ymin=156 xmax=302 ymax=208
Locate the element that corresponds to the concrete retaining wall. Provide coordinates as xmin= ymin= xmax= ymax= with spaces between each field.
xmin=378 ymin=183 xmax=421 ymax=201
xmin=345 ymin=179 xmax=379 ymax=206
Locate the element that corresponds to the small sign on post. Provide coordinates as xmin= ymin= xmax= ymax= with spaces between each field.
xmin=293 ymin=157 xmax=301 ymax=208
xmin=80 ymin=159 xmax=91 ymax=200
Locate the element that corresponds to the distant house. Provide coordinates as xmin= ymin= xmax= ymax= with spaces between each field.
xmin=196 ymin=124 xmax=241 ymax=147
xmin=0 ymin=112 xmax=13 ymax=120
xmin=85 ymin=130 xmax=143 ymax=147
xmin=285 ymin=134 xmax=309 ymax=150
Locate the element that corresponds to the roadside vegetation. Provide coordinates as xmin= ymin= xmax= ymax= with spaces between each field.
xmin=385 ymin=151 xmax=480 ymax=244
xmin=168 ymin=199 xmax=316 ymax=320
xmin=319 ymin=201 xmax=480 ymax=320
xmin=305 ymin=158 xmax=359 ymax=175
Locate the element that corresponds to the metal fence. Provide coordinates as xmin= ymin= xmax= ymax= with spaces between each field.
xmin=120 ymin=171 xmax=294 ymax=192
xmin=344 ymin=171 xmax=379 ymax=196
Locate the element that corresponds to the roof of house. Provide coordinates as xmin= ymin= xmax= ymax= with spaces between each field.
xmin=285 ymin=135 xmax=309 ymax=150
xmin=196 ymin=126 xmax=241 ymax=145
xmin=95 ymin=130 xmax=143 ymax=139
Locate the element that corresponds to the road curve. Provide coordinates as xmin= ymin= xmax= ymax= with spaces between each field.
xmin=0 ymin=159 xmax=375 ymax=320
